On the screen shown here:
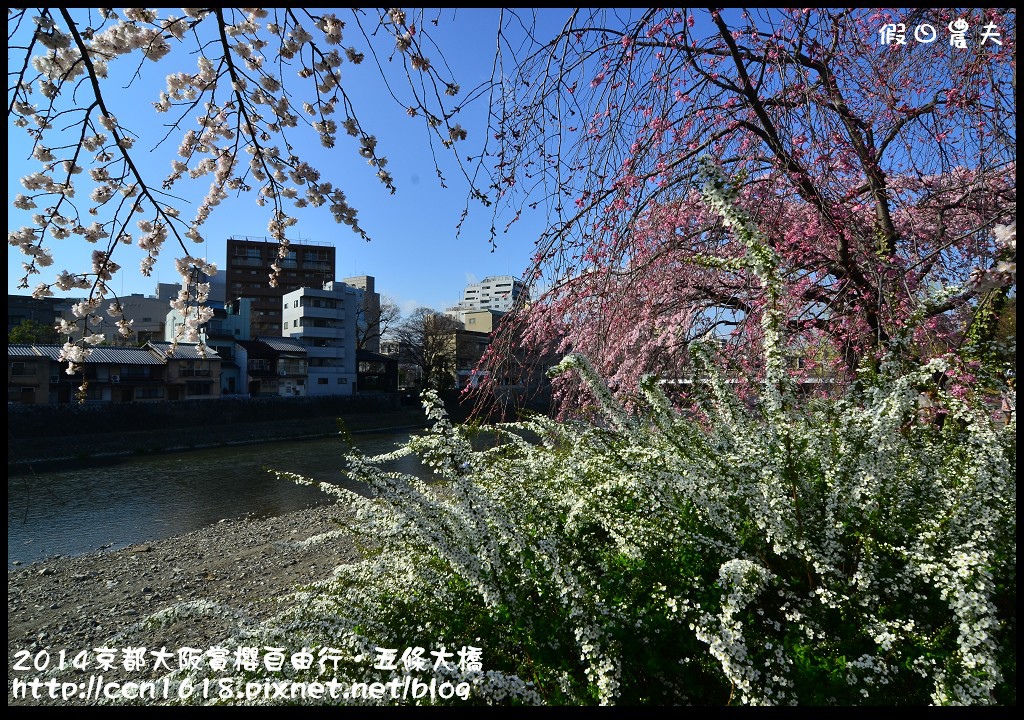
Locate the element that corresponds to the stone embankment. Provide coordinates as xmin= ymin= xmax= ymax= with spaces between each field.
xmin=8 ymin=393 xmax=427 ymax=466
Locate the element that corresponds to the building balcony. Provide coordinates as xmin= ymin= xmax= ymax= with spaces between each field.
xmin=291 ymin=327 xmax=344 ymax=340
xmin=111 ymin=376 xmax=166 ymax=384
xmin=290 ymin=306 xmax=341 ymax=319
xmin=308 ymin=366 xmax=348 ymax=375
xmin=303 ymin=344 xmax=345 ymax=355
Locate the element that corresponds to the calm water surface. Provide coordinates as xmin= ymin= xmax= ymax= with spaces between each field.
xmin=7 ymin=431 xmax=425 ymax=568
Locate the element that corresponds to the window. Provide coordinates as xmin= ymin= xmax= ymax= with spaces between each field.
xmin=337 ymin=377 xmax=348 ymax=384
xmin=185 ymin=360 xmax=211 ymax=377
xmin=317 ymin=377 xmax=329 ymax=385
xmin=85 ymin=385 xmax=105 ymax=401
xmin=142 ymin=317 xmax=152 ymax=322
xmin=303 ymin=318 xmax=337 ymax=328
xmin=119 ymin=366 xmax=152 ymax=379
xmin=293 ymin=300 xmax=299 ymax=308
xmin=283 ymin=321 xmax=289 ymax=329
xmin=136 ymin=387 xmax=165 ymax=399
xmin=11 ymin=362 xmax=28 ymax=375
xmin=186 ymin=382 xmax=211 ymax=396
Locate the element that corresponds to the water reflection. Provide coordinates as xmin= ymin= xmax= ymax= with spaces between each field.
xmin=7 ymin=431 xmax=425 ymax=567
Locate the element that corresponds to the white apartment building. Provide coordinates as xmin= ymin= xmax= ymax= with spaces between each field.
xmin=281 ymin=281 xmax=359 ymax=395
xmin=459 ymin=275 xmax=528 ymax=313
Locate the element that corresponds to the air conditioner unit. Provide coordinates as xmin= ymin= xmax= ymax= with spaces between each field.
xmin=111 ymin=375 xmax=120 ymax=383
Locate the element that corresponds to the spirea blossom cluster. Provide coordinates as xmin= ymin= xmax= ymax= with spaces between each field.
xmin=970 ymin=221 xmax=1017 ymax=290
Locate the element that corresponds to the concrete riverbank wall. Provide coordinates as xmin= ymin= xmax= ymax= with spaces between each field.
xmin=7 ymin=393 xmax=427 ymax=465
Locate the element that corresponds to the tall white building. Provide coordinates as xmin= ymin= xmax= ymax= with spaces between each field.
xmin=281 ymin=281 xmax=359 ymax=395
xmin=459 ymin=275 xmax=528 ymax=313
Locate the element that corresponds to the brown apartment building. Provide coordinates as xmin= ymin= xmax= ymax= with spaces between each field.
xmin=225 ymin=236 xmax=336 ymax=337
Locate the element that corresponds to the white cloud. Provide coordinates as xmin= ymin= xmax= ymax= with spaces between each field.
xmin=398 ymin=298 xmax=420 ymax=316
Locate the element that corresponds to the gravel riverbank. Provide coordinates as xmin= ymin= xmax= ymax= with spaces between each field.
xmin=8 ymin=503 xmax=361 ymax=706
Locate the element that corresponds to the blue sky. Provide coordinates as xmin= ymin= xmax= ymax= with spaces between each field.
xmin=7 ymin=8 xmax=556 ymax=316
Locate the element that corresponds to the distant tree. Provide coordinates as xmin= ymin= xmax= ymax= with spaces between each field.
xmin=356 ymin=294 xmax=401 ymax=353
xmin=8 ymin=318 xmax=59 ymax=344
xmin=393 ymin=307 xmax=461 ymax=391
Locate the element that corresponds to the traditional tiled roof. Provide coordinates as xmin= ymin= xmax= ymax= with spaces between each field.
xmin=146 ymin=342 xmax=221 ymax=361
xmin=7 ymin=344 xmax=39 ymax=357
xmin=14 ymin=344 xmax=164 ymax=365
xmin=258 ymin=337 xmax=307 ymax=354
xmin=18 ymin=344 xmax=65 ymax=361
xmin=91 ymin=346 xmax=168 ymax=365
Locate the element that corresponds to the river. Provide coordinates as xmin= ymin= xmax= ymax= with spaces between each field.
xmin=7 ymin=431 xmax=425 ymax=568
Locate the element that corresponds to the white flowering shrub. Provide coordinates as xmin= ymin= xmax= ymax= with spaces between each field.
xmin=152 ymin=165 xmax=1014 ymax=706
xmin=240 ymin=356 xmax=1011 ymax=706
